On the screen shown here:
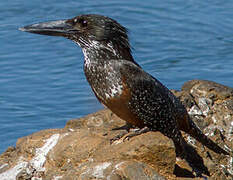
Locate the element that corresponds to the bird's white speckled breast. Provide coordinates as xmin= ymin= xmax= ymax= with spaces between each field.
xmin=84 ymin=60 xmax=124 ymax=103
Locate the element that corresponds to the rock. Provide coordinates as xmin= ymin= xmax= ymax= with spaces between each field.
xmin=180 ymin=80 xmax=233 ymax=142
xmin=174 ymin=80 xmax=233 ymax=179
xmin=0 ymin=110 xmax=175 ymax=180
xmin=0 ymin=80 xmax=232 ymax=180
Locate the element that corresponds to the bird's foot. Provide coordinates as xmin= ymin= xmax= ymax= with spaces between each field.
xmin=110 ymin=126 xmax=150 ymax=143
xmin=122 ymin=126 xmax=150 ymax=141
xmin=110 ymin=130 xmax=129 ymax=143
xmin=110 ymin=123 xmax=136 ymax=143
xmin=111 ymin=123 xmax=134 ymax=131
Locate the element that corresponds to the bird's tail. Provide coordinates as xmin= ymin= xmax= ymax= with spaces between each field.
xmin=186 ymin=117 xmax=230 ymax=156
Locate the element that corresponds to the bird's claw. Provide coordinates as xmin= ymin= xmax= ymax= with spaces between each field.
xmin=110 ymin=126 xmax=150 ymax=144
xmin=111 ymin=123 xmax=135 ymax=131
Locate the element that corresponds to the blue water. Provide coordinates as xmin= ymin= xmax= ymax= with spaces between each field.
xmin=1 ymin=0 xmax=233 ymax=153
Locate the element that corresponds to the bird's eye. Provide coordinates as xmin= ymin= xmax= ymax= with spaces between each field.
xmin=72 ymin=18 xmax=88 ymax=27
xmin=78 ymin=18 xmax=88 ymax=27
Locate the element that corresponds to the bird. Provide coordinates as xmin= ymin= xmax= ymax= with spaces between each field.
xmin=19 ymin=14 xmax=230 ymax=176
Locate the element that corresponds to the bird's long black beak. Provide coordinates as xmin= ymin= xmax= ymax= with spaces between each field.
xmin=19 ymin=20 xmax=76 ymax=37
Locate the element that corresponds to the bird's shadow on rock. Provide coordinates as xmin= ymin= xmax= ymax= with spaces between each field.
xmin=175 ymin=142 xmax=210 ymax=178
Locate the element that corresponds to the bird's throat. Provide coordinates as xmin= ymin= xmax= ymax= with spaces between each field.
xmin=80 ymin=40 xmax=134 ymax=66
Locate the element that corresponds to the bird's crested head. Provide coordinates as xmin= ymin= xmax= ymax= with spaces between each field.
xmin=20 ymin=14 xmax=130 ymax=50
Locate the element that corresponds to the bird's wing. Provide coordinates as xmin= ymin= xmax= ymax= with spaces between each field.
xmin=111 ymin=60 xmax=178 ymax=131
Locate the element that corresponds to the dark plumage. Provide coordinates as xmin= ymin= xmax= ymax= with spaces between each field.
xmin=20 ymin=14 xmax=230 ymax=177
